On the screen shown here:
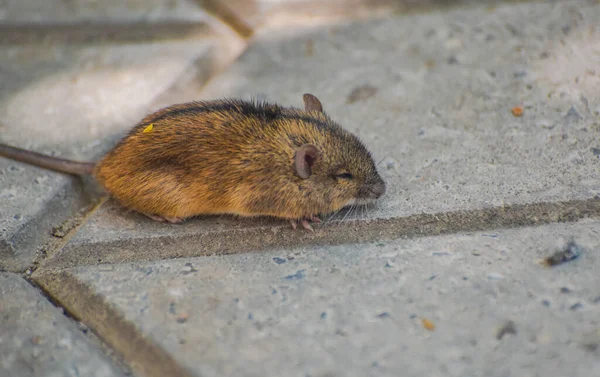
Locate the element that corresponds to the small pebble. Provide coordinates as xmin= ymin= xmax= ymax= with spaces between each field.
xmin=283 ymin=270 xmax=305 ymax=280
xmin=570 ymin=303 xmax=583 ymax=311
xmin=542 ymin=240 xmax=582 ymax=267
xmin=421 ymin=318 xmax=436 ymax=331
xmin=511 ymin=106 xmax=524 ymax=117
xmin=564 ymin=106 xmax=583 ymax=123
xmin=346 ymin=84 xmax=378 ymax=104
xmin=496 ymin=320 xmax=517 ymax=340
xmin=581 ymin=330 xmax=600 ymax=352
xmin=272 ymin=257 xmax=286 ymax=265
xmin=176 ymin=313 xmax=189 ymax=323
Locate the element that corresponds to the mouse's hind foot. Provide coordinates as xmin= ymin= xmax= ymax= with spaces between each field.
xmin=290 ymin=216 xmax=321 ymax=232
xmin=144 ymin=213 xmax=184 ymax=224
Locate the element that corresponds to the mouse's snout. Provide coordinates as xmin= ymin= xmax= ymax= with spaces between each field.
xmin=358 ymin=175 xmax=386 ymax=201
xmin=371 ymin=176 xmax=386 ymax=199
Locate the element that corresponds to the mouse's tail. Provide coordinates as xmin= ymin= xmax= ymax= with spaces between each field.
xmin=0 ymin=143 xmax=95 ymax=176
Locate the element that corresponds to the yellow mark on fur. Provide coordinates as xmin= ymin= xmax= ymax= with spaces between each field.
xmin=143 ymin=124 xmax=154 ymax=133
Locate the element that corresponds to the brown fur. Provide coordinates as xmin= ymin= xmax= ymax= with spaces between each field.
xmin=2 ymin=94 xmax=386 ymax=222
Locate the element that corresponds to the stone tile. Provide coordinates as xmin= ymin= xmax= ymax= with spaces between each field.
xmin=0 ymin=0 xmax=206 ymax=23
xmin=0 ymin=27 xmax=241 ymax=271
xmin=34 ymin=220 xmax=600 ymax=377
xmin=214 ymin=0 xmax=511 ymax=32
xmin=42 ymin=1 xmax=600 ymax=268
xmin=0 ymin=273 xmax=126 ymax=377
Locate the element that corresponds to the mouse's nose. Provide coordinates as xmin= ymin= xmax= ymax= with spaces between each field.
xmin=371 ymin=178 xmax=386 ymax=199
xmin=359 ymin=176 xmax=386 ymax=200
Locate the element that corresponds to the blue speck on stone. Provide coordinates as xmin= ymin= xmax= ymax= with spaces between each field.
xmin=320 ymin=312 xmax=327 ymax=319
xmin=137 ymin=267 xmax=153 ymax=276
xmin=570 ymin=303 xmax=583 ymax=311
xmin=564 ymin=106 xmax=582 ymax=123
xmin=384 ymin=262 xmax=392 ymax=268
xmin=283 ymin=270 xmax=305 ymax=280
xmin=273 ymin=257 xmax=286 ymax=264
xmin=372 ymin=362 xmax=379 ymax=368
xmin=432 ymin=252 xmax=450 ymax=256
xmin=271 ymin=288 xmax=277 ymax=295
xmin=248 ymin=313 xmax=254 ymax=320
xmin=487 ymin=273 xmax=504 ymax=280
xmin=409 ymin=314 xmax=417 ymax=319
xmin=376 ymin=312 xmax=390 ymax=318
xmin=429 ymin=274 xmax=438 ymax=281
xmin=591 ymin=147 xmax=600 ymax=156
xmin=234 ymin=298 xmax=239 ymax=303
xmin=482 ymin=233 xmax=498 ymax=238
xmin=541 ymin=299 xmax=551 ymax=307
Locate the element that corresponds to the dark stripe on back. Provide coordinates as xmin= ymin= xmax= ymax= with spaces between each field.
xmin=145 ymin=100 xmax=334 ymax=132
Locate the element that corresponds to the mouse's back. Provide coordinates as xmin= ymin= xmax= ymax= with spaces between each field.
xmin=94 ymin=95 xmax=385 ymax=221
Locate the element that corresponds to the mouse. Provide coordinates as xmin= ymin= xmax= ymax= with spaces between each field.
xmin=0 ymin=93 xmax=386 ymax=231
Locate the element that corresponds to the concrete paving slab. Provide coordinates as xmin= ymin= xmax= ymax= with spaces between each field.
xmin=217 ymin=0 xmax=516 ymax=32
xmin=35 ymin=219 xmax=600 ymax=377
xmin=0 ymin=29 xmax=241 ymax=271
xmin=0 ymin=273 xmax=126 ymax=377
xmin=42 ymin=0 xmax=600 ymax=268
xmin=0 ymin=0 xmax=207 ymax=24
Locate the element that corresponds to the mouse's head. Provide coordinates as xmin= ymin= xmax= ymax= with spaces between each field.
xmin=292 ymin=94 xmax=386 ymax=215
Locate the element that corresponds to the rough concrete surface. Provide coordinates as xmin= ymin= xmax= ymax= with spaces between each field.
xmin=41 ymin=0 xmax=600 ymax=267
xmin=0 ymin=273 xmax=125 ymax=377
xmin=0 ymin=0 xmax=207 ymax=24
xmin=35 ymin=220 xmax=600 ymax=377
xmin=1 ymin=0 xmax=600 ymax=376
xmin=0 ymin=21 xmax=241 ymax=271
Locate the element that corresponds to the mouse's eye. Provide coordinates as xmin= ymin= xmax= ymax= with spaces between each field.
xmin=335 ymin=172 xmax=353 ymax=180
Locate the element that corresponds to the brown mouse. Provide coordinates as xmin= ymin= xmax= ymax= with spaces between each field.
xmin=0 ymin=93 xmax=385 ymax=231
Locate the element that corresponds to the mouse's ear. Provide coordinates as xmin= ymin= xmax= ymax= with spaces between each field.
xmin=303 ymin=93 xmax=324 ymax=113
xmin=294 ymin=144 xmax=321 ymax=179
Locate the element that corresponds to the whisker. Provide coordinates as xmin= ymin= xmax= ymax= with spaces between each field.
xmin=376 ymin=155 xmax=389 ymax=167
xmin=341 ymin=204 xmax=356 ymax=223
xmin=325 ymin=206 xmax=345 ymax=225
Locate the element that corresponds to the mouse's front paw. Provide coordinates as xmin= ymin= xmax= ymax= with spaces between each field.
xmin=289 ymin=216 xmax=321 ymax=232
